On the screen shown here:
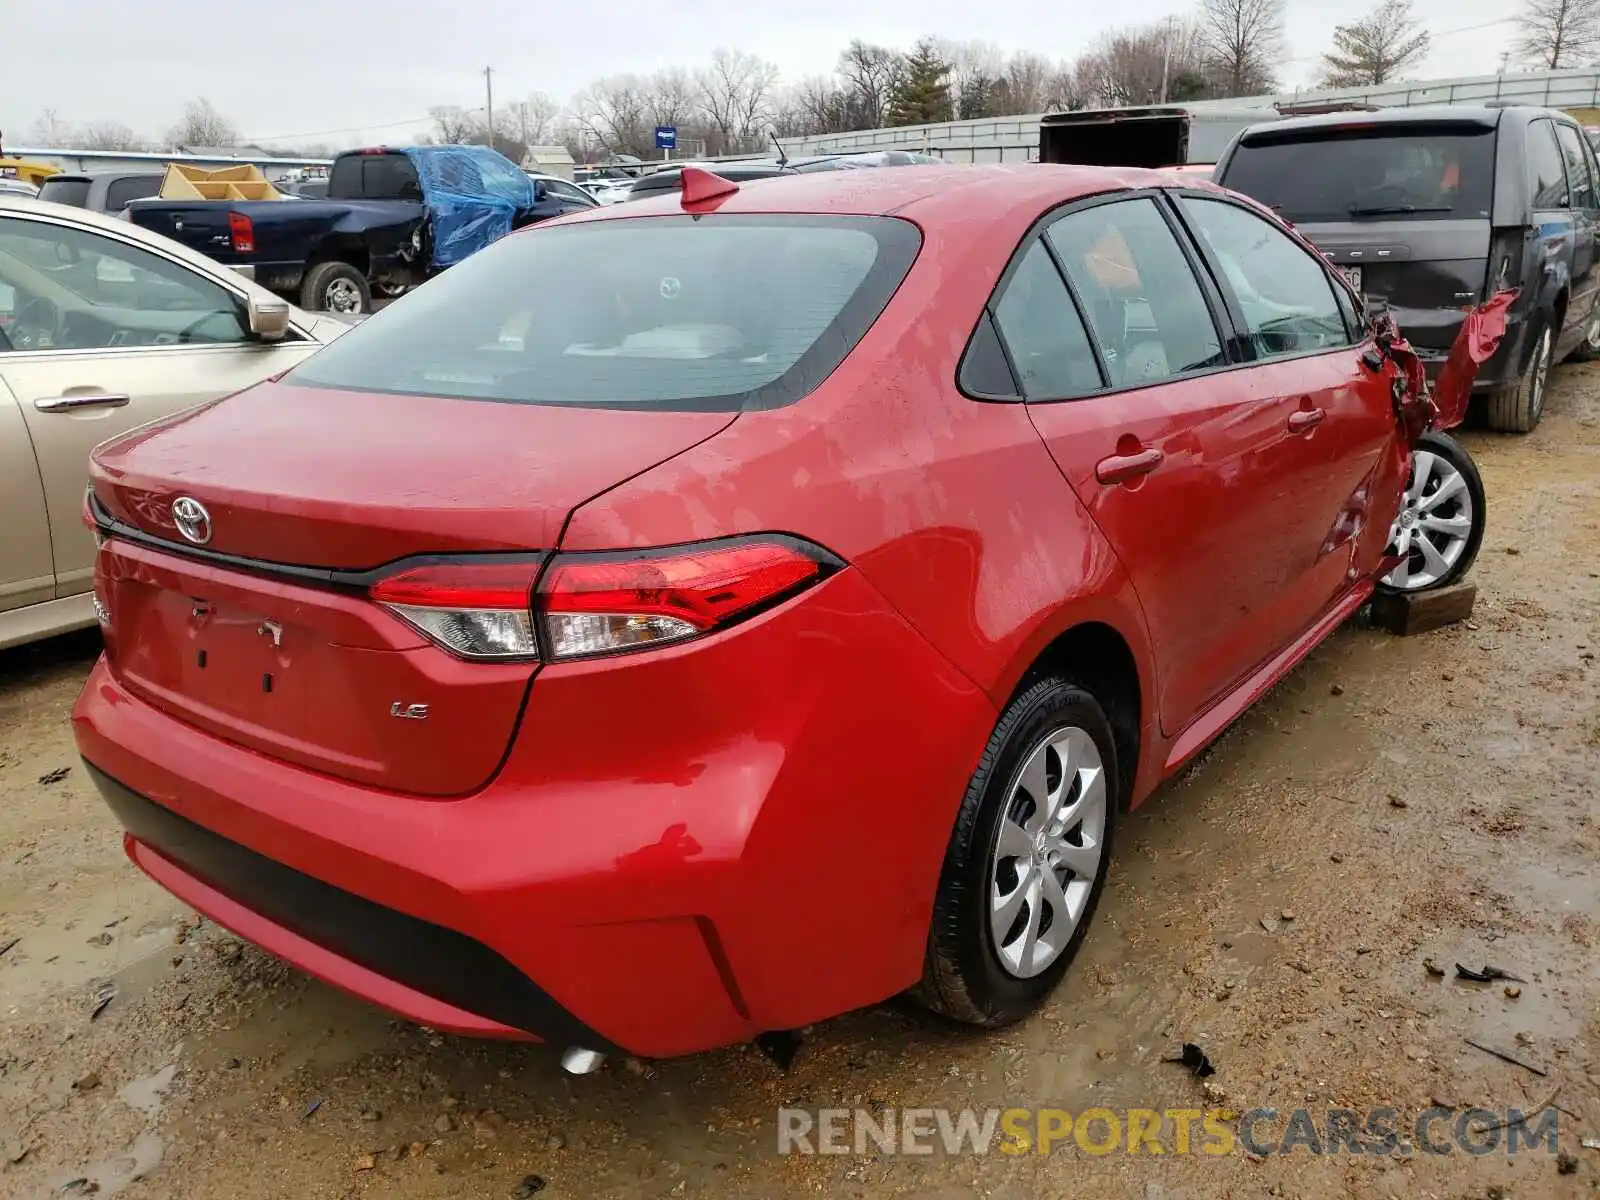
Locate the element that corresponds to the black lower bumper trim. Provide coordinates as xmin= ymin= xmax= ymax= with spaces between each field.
xmin=83 ymin=760 xmax=617 ymax=1051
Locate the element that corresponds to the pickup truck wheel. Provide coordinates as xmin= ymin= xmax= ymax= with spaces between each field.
xmin=1485 ymin=321 xmax=1550 ymax=433
xmin=1569 ymin=304 xmax=1600 ymax=362
xmin=301 ymin=262 xmax=371 ymax=315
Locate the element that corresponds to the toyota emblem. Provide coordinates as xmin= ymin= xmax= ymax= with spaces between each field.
xmin=171 ymin=496 xmax=213 ymax=545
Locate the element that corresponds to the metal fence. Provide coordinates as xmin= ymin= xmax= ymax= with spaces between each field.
xmin=752 ymin=67 xmax=1600 ymax=165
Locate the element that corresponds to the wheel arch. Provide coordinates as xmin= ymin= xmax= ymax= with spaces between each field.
xmin=1006 ymin=614 xmax=1149 ymax=812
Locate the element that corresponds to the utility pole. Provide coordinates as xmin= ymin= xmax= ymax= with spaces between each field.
xmin=484 ymin=66 xmax=495 ymax=149
xmin=1159 ymin=15 xmax=1176 ymax=103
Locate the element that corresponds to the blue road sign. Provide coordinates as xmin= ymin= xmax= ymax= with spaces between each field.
xmin=655 ymin=125 xmax=677 ymax=151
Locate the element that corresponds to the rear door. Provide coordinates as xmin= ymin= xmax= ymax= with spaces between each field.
xmin=0 ymin=210 xmax=320 ymax=600
xmin=1173 ymin=192 xmax=1398 ymax=622
xmin=1005 ymin=193 xmax=1298 ymax=736
xmin=1553 ymin=120 xmax=1600 ymax=348
xmin=0 ymin=375 xmax=54 ymax=620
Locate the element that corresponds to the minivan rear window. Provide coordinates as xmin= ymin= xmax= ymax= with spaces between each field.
xmin=285 ymin=214 xmax=922 ymax=412
xmin=38 ymin=178 xmax=91 ymax=207
xmin=1222 ymin=126 xmax=1495 ymax=223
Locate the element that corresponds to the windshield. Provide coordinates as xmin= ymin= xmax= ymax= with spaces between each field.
xmin=285 ymin=213 xmax=921 ymax=412
xmin=1222 ymin=127 xmax=1495 ymax=223
xmin=38 ymin=178 xmax=91 ymax=207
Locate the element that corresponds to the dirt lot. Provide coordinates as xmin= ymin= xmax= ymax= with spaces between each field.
xmin=2 ymin=369 xmax=1598 ymax=1200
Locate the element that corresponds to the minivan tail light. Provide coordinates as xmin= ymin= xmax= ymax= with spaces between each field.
xmin=539 ymin=537 xmax=839 ymax=661
xmin=228 ymin=211 xmax=255 ymax=253
xmin=370 ymin=561 xmax=540 ymax=660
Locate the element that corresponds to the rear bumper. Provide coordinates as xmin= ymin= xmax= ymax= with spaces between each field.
xmin=74 ymin=569 xmax=994 ymax=1057
xmin=1391 ymin=305 xmax=1530 ymax=390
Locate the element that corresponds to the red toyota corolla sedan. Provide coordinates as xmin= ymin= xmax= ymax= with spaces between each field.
xmin=74 ymin=164 xmax=1449 ymax=1064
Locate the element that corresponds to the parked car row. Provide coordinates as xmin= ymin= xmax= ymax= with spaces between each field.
xmin=57 ymin=156 xmax=1501 ymax=1070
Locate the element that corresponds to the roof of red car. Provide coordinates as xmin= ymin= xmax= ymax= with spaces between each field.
xmin=571 ymin=163 xmax=1214 ymax=229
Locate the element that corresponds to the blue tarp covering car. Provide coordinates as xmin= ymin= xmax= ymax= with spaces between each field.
xmin=404 ymin=145 xmax=536 ymax=269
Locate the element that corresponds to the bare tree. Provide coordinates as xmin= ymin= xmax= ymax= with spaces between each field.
xmin=794 ymin=75 xmax=858 ymax=134
xmin=1320 ymin=0 xmax=1431 ymax=86
xmin=768 ymin=86 xmax=815 ymax=138
xmin=574 ymin=75 xmax=655 ymax=158
xmin=1517 ymin=0 xmax=1600 ymax=68
xmin=837 ymin=40 xmax=904 ymax=130
xmin=167 ymin=98 xmax=239 ymax=148
xmin=698 ymin=49 xmax=778 ymax=154
xmin=1074 ymin=20 xmax=1208 ymax=107
xmin=509 ymin=92 xmax=561 ymax=147
xmin=1198 ymin=0 xmax=1284 ymax=96
xmin=429 ymin=105 xmax=481 ymax=144
xmin=1003 ymin=52 xmax=1062 ymax=114
xmin=30 ymin=109 xmax=73 ymax=145
xmin=74 ymin=121 xmax=148 ymax=151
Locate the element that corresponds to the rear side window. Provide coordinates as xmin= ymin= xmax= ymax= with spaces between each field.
xmin=330 ymin=153 xmax=421 ymax=200
xmin=285 ymin=214 xmax=921 ymax=412
xmin=990 ymin=241 xmax=1102 ymax=398
xmin=1222 ymin=127 xmax=1495 ymax=222
xmin=38 ymin=178 xmax=90 ymax=207
xmin=1526 ymin=121 xmax=1569 ymax=209
xmin=1046 ymin=197 xmax=1225 ymax=387
xmin=1554 ymin=123 xmax=1594 ymax=208
xmin=104 ymin=176 xmax=162 ymax=212
xmin=1178 ymin=197 xmax=1351 ymax=359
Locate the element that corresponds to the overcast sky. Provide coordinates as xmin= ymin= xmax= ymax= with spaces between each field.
xmin=6 ymin=0 xmax=1521 ymax=149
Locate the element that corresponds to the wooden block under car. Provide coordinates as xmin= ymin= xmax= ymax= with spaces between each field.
xmin=1369 ymin=583 xmax=1477 ymax=636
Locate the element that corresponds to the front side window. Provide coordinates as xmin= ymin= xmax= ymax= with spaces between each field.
xmin=286 ymin=214 xmax=921 ymax=411
xmin=1045 ymin=197 xmax=1224 ymax=388
xmin=1179 ymin=197 xmax=1351 ymax=359
xmin=0 ymin=216 xmax=247 ymax=352
xmin=1528 ymin=120 xmax=1569 ymax=209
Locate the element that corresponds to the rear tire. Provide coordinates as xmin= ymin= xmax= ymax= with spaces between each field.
xmin=300 ymin=261 xmax=371 ymax=315
xmin=913 ymin=676 xmax=1118 ymax=1027
xmin=1485 ymin=320 xmax=1551 ymax=433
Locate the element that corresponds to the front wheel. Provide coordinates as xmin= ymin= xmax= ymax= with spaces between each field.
xmin=1568 ymin=303 xmax=1600 ymax=363
xmin=913 ymin=676 xmax=1118 ymax=1027
xmin=300 ymin=261 xmax=372 ymax=315
xmin=1378 ymin=430 xmax=1486 ymax=594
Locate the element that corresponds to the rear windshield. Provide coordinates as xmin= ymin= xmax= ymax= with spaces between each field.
xmin=104 ymin=175 xmax=163 ymax=211
xmin=1222 ymin=126 xmax=1496 ymax=223
xmin=38 ymin=178 xmax=91 ymax=207
xmin=285 ymin=214 xmax=921 ymax=412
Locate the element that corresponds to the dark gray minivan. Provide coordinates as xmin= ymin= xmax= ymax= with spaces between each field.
xmin=1215 ymin=105 xmax=1600 ymax=432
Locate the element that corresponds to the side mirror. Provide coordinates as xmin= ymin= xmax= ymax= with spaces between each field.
xmin=247 ymin=294 xmax=292 ymax=342
xmin=533 ymin=180 xmax=548 ymax=202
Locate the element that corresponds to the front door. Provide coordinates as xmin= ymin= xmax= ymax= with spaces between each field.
xmin=0 ymin=212 xmax=318 ymax=599
xmin=1554 ymin=120 xmax=1600 ymax=348
xmin=1172 ymin=192 xmax=1397 ymax=621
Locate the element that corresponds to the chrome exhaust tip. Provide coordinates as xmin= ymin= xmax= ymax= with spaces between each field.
xmin=560 ymin=1046 xmax=606 ymax=1076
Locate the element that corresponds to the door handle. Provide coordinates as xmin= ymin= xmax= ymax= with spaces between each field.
xmin=33 ymin=393 xmax=131 ymax=413
xmin=1095 ymin=447 xmax=1164 ymax=485
xmin=1288 ymin=407 xmax=1326 ymax=433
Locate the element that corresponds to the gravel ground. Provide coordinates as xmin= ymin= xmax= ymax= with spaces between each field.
xmin=1 ymin=365 xmax=1597 ymax=1200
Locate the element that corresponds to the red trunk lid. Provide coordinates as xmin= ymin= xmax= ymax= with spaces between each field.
xmin=88 ymin=381 xmax=735 ymax=796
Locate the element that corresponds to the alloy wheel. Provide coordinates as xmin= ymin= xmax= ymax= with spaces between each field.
xmin=1382 ymin=447 xmax=1476 ymax=590
xmin=1530 ymin=326 xmax=1552 ymax=424
xmin=325 ymin=278 xmax=363 ymax=314
xmin=1586 ymin=309 xmax=1600 ymax=353
xmin=988 ymin=725 xmax=1108 ymax=979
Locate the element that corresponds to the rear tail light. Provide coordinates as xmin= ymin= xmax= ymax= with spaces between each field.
xmin=367 ymin=537 xmax=840 ymax=663
xmin=228 ymin=211 xmax=255 ymax=253
xmin=1485 ymin=228 xmax=1524 ymax=300
xmin=370 ymin=560 xmax=541 ymax=661
xmin=539 ymin=537 xmax=836 ymax=660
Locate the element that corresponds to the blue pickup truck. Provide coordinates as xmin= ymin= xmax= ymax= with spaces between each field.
xmin=126 ymin=145 xmax=590 ymax=314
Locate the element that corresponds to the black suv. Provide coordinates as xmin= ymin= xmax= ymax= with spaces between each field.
xmin=1215 ymin=104 xmax=1600 ymax=432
